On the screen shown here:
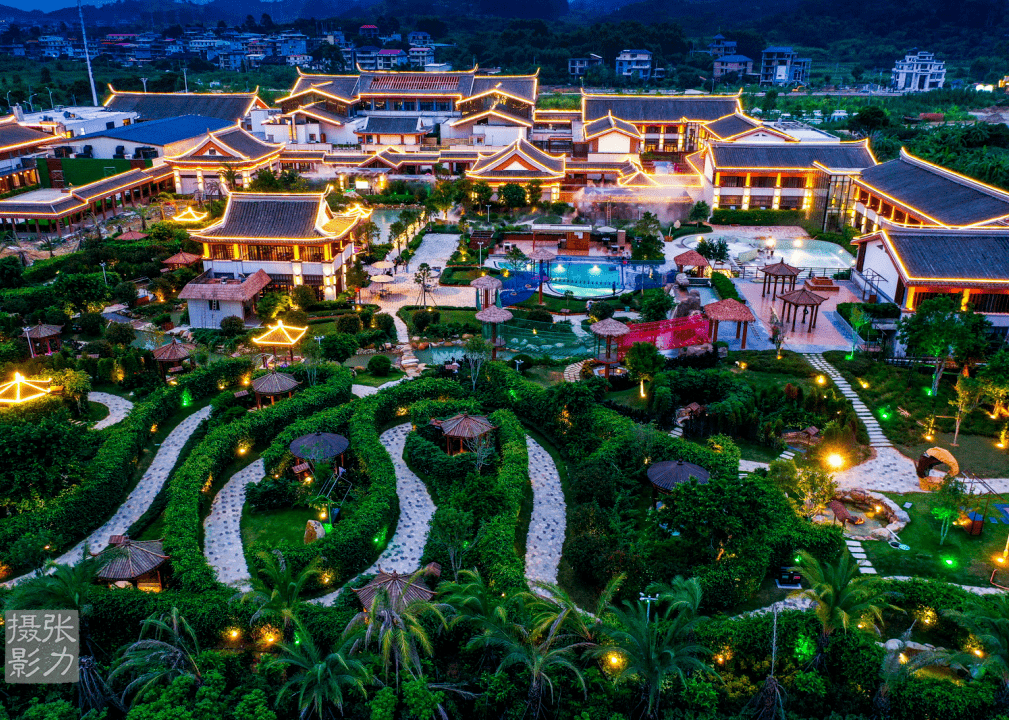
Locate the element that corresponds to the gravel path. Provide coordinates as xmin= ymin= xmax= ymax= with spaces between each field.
xmin=525 ymin=436 xmax=566 ymax=586
xmin=89 ymin=392 xmax=134 ymax=430
xmin=204 ymin=458 xmax=265 ymax=590
xmin=311 ymin=423 xmax=436 ymax=606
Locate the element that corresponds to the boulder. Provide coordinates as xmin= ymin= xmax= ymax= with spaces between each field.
xmin=884 ymin=638 xmax=904 ymax=653
xmin=680 ymin=343 xmax=713 ymax=357
xmin=672 ymin=293 xmax=703 ymax=319
xmin=304 ymin=520 xmax=326 ymax=544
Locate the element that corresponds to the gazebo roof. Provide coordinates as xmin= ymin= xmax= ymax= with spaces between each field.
xmin=152 ymin=338 xmax=195 ymax=361
xmin=352 ymin=565 xmax=440 ymax=612
xmin=704 ymin=298 xmax=755 ymax=323
xmin=647 ymin=459 xmax=711 ymax=493
xmin=252 ymin=371 xmax=300 ymax=395
xmin=118 ymin=230 xmax=148 ymax=240
xmin=94 ymin=536 xmax=168 ymax=580
xmin=0 ymin=373 xmax=51 ymax=404
xmin=475 ymin=306 xmax=513 ymax=323
xmin=590 ymin=318 xmax=630 ymax=337
xmin=470 ymin=275 xmax=503 ymax=290
xmin=431 ymin=413 xmax=496 ymax=439
xmin=289 ymin=432 xmax=349 ymax=461
xmin=778 ymin=288 xmax=827 ymax=306
xmin=162 ymin=251 xmax=202 ymax=266
xmin=673 ymin=249 xmax=709 ymax=268
xmin=527 ymin=248 xmax=556 ymax=261
xmin=24 ymin=322 xmax=62 ymax=339
xmin=760 ymin=260 xmax=802 ymax=277
xmin=252 ymin=320 xmax=308 ymax=347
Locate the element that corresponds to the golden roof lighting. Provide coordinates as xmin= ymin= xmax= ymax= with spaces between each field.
xmin=174 ymin=207 xmax=209 ymax=223
xmin=252 ymin=320 xmax=308 ymax=347
xmin=0 ymin=372 xmax=52 ymax=404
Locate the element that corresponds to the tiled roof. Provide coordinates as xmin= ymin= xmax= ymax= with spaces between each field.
xmin=0 ymin=116 xmax=58 ymax=151
xmin=584 ymin=94 xmax=741 ymax=123
xmin=0 ymin=192 xmax=84 ymax=216
xmin=708 ymin=141 xmax=875 ymax=171
xmin=703 ymin=113 xmax=761 ymax=139
xmin=717 ymin=54 xmax=753 ymax=63
xmin=357 ymin=116 xmax=426 ymax=135
xmin=471 ymin=76 xmax=537 ymax=102
xmin=288 ymin=102 xmax=348 ymax=125
xmin=94 ymin=537 xmax=168 ymax=580
xmin=78 ymin=115 xmax=232 ymax=145
xmin=172 ymin=126 xmax=279 ymax=162
xmin=197 ymin=193 xmax=328 ymax=240
xmin=359 ymin=71 xmax=474 ymax=96
xmin=583 ymin=114 xmax=642 ymax=139
xmin=856 ymin=149 xmax=1009 ymax=226
xmin=704 ymin=298 xmax=755 ymax=322
xmin=71 ymin=165 xmax=173 ymax=202
xmin=104 ymin=90 xmax=261 ymax=122
xmin=162 ymin=251 xmax=203 ymax=266
xmin=470 ymin=138 xmax=565 ymax=177
xmin=875 ymin=226 xmax=1009 ymax=286
xmin=179 ymin=269 xmax=272 ymax=301
xmin=287 ymin=74 xmax=361 ymax=101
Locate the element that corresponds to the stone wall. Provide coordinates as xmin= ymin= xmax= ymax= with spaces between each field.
xmin=835 ymin=487 xmax=910 ymax=541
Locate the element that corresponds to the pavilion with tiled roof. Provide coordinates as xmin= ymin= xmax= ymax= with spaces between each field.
xmin=162 ymin=251 xmax=203 ymax=269
xmin=467 ymin=139 xmax=565 ymax=201
xmin=165 ymin=125 xmax=283 ymax=195
xmin=94 ymin=535 xmax=169 ymax=591
xmin=24 ymin=321 xmax=63 ymax=356
xmin=778 ymin=288 xmax=828 ymax=332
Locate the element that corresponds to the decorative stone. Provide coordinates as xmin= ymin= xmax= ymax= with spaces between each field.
xmin=304 ymin=520 xmax=326 ymax=544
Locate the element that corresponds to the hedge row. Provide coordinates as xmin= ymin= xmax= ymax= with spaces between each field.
xmin=711 ymin=272 xmax=742 ymax=302
xmin=711 ymin=208 xmax=809 ymax=226
xmin=0 ymin=358 xmax=253 ymax=574
xmin=163 ymin=367 xmax=353 ymax=593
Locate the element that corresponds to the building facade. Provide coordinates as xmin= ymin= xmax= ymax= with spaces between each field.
xmin=615 ymin=50 xmax=654 ymax=81
xmin=713 ymin=55 xmax=753 ymax=80
xmin=891 ymin=50 xmax=946 ymax=93
xmin=760 ymin=47 xmax=811 ymax=86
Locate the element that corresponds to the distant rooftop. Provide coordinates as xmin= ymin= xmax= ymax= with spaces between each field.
xmin=77 ymin=115 xmax=232 ymax=145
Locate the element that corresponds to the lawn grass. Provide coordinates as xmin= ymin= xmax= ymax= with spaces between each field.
xmin=606 ymin=384 xmax=650 ymax=411
xmin=241 ymin=506 xmax=318 ymax=550
xmin=352 ymin=368 xmax=406 ymax=387
xmin=86 ymin=401 xmax=110 ymax=423
xmin=861 ymin=491 xmax=1007 ymax=586
xmin=523 ymin=366 xmax=566 ymax=387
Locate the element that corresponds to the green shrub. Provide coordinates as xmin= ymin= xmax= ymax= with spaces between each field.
xmin=711 ymin=208 xmax=809 ymax=226
xmin=711 ymin=272 xmax=741 ymax=301
xmin=411 ymin=309 xmax=440 ymax=333
xmin=320 ymin=333 xmax=359 ymax=362
xmin=367 ymin=354 xmax=393 ymax=377
xmin=336 ymin=313 xmax=363 ymax=335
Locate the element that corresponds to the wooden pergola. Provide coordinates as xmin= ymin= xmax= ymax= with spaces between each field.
xmin=152 ymin=338 xmax=196 ymax=379
xmin=704 ymin=298 xmax=756 ymax=349
xmin=471 ymin=274 xmax=503 ymax=310
xmin=673 ymin=249 xmax=710 ymax=277
xmin=528 ymin=247 xmax=556 ymax=305
xmin=430 ymin=413 xmax=497 ymax=455
xmin=252 ymin=371 xmax=300 ymax=408
xmin=23 ymin=321 xmax=62 ymax=357
xmin=779 ymin=288 xmax=827 ymax=332
xmin=590 ymin=318 xmax=630 ymax=378
xmin=760 ymin=260 xmax=802 ymax=299
xmin=475 ymin=305 xmax=513 ymax=360
xmin=252 ymin=320 xmax=308 ymax=366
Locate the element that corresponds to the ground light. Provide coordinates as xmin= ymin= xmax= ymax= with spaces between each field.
xmin=879 ymin=408 xmax=891 ymax=420
xmin=816 ymin=375 xmax=826 ymax=385
xmin=942 ymin=557 xmax=957 ymax=568
xmin=826 ymin=453 xmax=844 ymax=470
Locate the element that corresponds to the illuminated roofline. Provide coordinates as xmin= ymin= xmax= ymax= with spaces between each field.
xmin=875 ymin=227 xmax=1009 ymax=286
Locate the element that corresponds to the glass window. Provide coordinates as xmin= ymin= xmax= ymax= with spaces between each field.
xmin=208 ymin=299 xmax=220 ymax=311
xmin=419 ymin=101 xmax=435 ymax=112
xmin=301 ymin=245 xmax=324 ymax=262
xmin=211 ymin=244 xmax=231 ymax=259
xmin=372 ymin=100 xmax=386 ymax=111
xmin=436 ymin=101 xmax=451 ymax=112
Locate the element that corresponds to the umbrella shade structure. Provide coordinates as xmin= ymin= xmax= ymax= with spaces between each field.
xmin=371 ymin=274 xmax=395 ymax=283
xmin=528 ymin=248 xmax=556 ymax=305
xmin=431 ymin=413 xmax=497 ymax=455
xmin=760 ymin=260 xmax=802 ymax=298
xmin=162 ymin=251 xmax=202 ymax=268
xmin=673 ymin=249 xmax=710 ymax=275
xmin=251 ymin=371 xmax=300 ymax=408
xmin=471 ymin=274 xmax=503 ymax=308
xmin=475 ymin=306 xmax=513 ymax=359
xmin=372 ymin=260 xmax=395 ymax=270
xmin=352 ymin=564 xmax=440 ymax=612
xmin=778 ymin=288 xmax=827 ymax=333
xmin=94 ymin=535 xmax=169 ymax=591
xmin=118 ymin=230 xmax=149 ymax=241
xmin=289 ymin=432 xmax=350 ymax=462
xmin=647 ymin=459 xmax=711 ymax=494
xmin=590 ymin=318 xmax=630 ymax=376
xmin=705 ymin=298 xmax=756 ymax=349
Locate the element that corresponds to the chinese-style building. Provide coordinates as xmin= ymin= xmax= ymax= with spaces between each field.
xmin=103 ymin=87 xmax=269 ymax=127
xmin=466 ymin=139 xmax=566 ymax=201
xmin=165 ymin=124 xmax=284 ymax=195
xmin=0 ymin=115 xmax=58 ymax=194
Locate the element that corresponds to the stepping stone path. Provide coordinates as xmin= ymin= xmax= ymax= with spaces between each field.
xmin=562 ymin=359 xmax=590 ymax=382
xmin=2 ymin=406 xmax=214 ymax=585
xmin=89 ymin=391 xmax=134 ymax=430
xmin=204 ymin=458 xmax=265 ymax=590
xmin=312 ymin=423 xmax=436 ymax=606
xmin=846 ymin=537 xmax=877 ymax=574
xmin=803 ymin=353 xmax=892 ymax=449
xmin=525 ymin=437 xmax=566 ymax=586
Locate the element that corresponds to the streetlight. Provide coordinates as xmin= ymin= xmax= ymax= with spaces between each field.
xmin=99 ymin=261 xmax=107 ymax=285
xmin=639 ymin=592 xmax=659 ymax=622
xmin=486 ymin=204 xmax=491 ymax=223
xmin=46 ymin=87 xmax=55 ymax=110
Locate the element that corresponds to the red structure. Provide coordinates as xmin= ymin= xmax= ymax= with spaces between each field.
xmin=617 ymin=314 xmax=710 ymax=355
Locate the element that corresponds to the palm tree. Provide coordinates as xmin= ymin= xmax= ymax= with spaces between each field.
xmin=645 ymin=575 xmax=705 ymax=620
xmin=110 ymin=607 xmax=203 ymax=702
xmin=271 ymin=630 xmax=371 ymax=720
xmin=346 ymin=573 xmax=447 ymax=689
xmin=525 ymin=573 xmax=625 ymax=644
xmin=945 ymin=594 xmax=1009 ymax=702
xmin=440 ymin=569 xmax=512 ymax=640
xmin=220 ymin=164 xmax=241 ymax=192
xmin=601 ymin=599 xmax=713 ymax=719
xmin=790 ymin=551 xmax=897 ymax=668
xmin=133 ymin=203 xmax=151 ymax=232
xmin=234 ymin=551 xmax=316 ymax=644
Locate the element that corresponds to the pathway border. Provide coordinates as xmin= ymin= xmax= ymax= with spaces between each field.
xmin=90 ymin=392 xmax=134 ymax=430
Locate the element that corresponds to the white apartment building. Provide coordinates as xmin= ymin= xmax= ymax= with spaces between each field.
xmin=891 ymin=50 xmax=946 ymax=93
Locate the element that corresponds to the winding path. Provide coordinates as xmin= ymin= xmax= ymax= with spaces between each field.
xmin=89 ymin=392 xmax=134 ymax=430
xmin=525 ymin=437 xmax=566 ymax=586
xmin=312 ymin=423 xmax=437 ymax=606
xmin=204 ymin=458 xmax=265 ymax=589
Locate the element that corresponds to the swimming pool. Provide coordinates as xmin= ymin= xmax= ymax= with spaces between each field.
xmin=547 ymin=261 xmax=624 ymax=298
xmin=769 ymin=238 xmax=854 ymax=270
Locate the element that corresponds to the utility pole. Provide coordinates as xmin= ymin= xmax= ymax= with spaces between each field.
xmin=78 ymin=0 xmax=99 ymax=106
xmin=46 ymin=88 xmax=54 ymax=109
xmin=639 ymin=592 xmax=659 ymax=622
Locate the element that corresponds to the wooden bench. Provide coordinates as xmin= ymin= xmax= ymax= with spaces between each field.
xmin=292 ymin=462 xmax=311 ymax=475
xmin=233 ymin=390 xmax=248 ymax=399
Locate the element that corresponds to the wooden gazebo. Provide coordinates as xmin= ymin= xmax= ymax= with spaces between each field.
xmin=471 ymin=274 xmax=503 ymax=310
xmin=779 ymin=288 xmax=827 ymax=332
xmin=94 ymin=535 xmax=169 ymax=592
xmin=590 ymin=318 xmax=630 ymax=378
xmin=760 ymin=261 xmax=801 ymax=299
xmin=475 ymin=305 xmax=513 ymax=360
xmin=24 ymin=322 xmax=62 ymax=357
xmin=252 ymin=320 xmax=308 ymax=366
xmin=705 ymin=299 xmax=756 ymax=349
xmin=118 ymin=230 xmax=148 ymax=241
xmin=647 ymin=459 xmax=710 ymax=500
xmin=528 ymin=247 xmax=556 ymax=305
xmin=352 ymin=564 xmax=441 ymax=612
xmin=0 ymin=373 xmax=52 ymax=405
xmin=252 ymin=371 xmax=300 ymax=409
xmin=152 ymin=338 xmax=196 ymax=379
xmin=673 ymin=250 xmax=709 ymax=276
xmin=162 ymin=251 xmax=203 ymax=269
xmin=430 ymin=413 xmax=497 ymax=455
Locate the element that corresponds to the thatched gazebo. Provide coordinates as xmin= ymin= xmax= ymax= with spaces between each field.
xmin=475 ymin=305 xmax=513 ymax=360
xmin=779 ymin=288 xmax=827 ymax=332
xmin=527 ymin=247 xmax=556 ymax=305
xmin=705 ymin=298 xmax=756 ymax=349
xmin=152 ymin=338 xmax=196 ymax=379
xmin=647 ymin=459 xmax=710 ymax=499
xmin=590 ymin=318 xmax=629 ymax=378
xmin=471 ymin=274 xmax=503 ymax=310
xmin=252 ymin=371 xmax=300 ymax=409
xmin=673 ymin=249 xmax=709 ymax=276
xmin=760 ymin=261 xmax=802 ymax=299
xmin=252 ymin=320 xmax=308 ymax=366
xmin=162 ymin=251 xmax=203 ymax=269
xmin=352 ymin=564 xmax=441 ymax=612
xmin=94 ymin=535 xmax=169 ymax=592
xmin=24 ymin=321 xmax=62 ymax=357
xmin=430 ymin=413 xmax=497 ymax=455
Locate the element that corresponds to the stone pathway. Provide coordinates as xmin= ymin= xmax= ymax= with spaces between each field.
xmin=351 ymin=377 xmax=407 ymax=398
xmin=204 ymin=458 xmax=264 ymax=590
xmin=804 ymin=353 xmax=892 ymax=449
xmin=311 ymin=423 xmax=436 ymax=606
xmin=562 ymin=359 xmax=590 ymax=382
xmin=846 ymin=537 xmax=877 ymax=575
xmin=90 ymin=392 xmax=134 ymax=430
xmin=525 ymin=436 xmax=566 ymax=586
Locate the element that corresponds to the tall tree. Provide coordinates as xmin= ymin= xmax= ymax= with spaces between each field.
xmin=271 ymin=633 xmax=370 ymax=720
xmin=234 ymin=551 xmax=316 ymax=644
xmin=897 ymin=295 xmax=989 ymax=396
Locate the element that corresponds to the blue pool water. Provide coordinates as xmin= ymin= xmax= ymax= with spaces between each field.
xmin=548 ymin=261 xmax=624 ymax=298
